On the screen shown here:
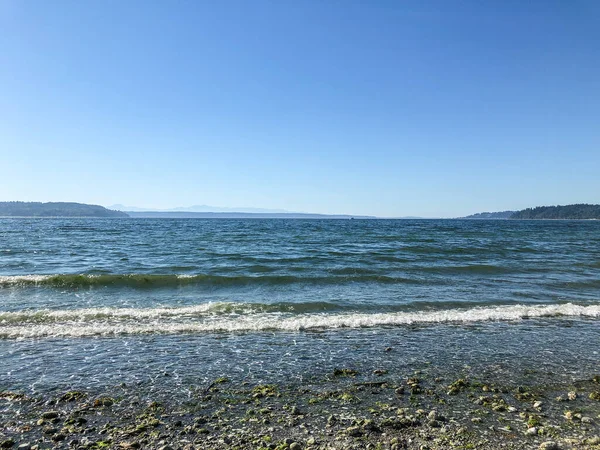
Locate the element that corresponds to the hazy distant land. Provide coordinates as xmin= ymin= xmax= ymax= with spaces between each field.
xmin=0 ymin=202 xmax=127 ymax=218
xmin=1 ymin=202 xmax=599 ymax=219
xmin=125 ymin=211 xmax=375 ymax=219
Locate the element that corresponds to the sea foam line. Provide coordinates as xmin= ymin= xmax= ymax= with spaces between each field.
xmin=0 ymin=303 xmax=599 ymax=339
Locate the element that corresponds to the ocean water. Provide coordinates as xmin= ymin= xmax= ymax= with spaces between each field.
xmin=1 ymin=218 xmax=599 ymax=398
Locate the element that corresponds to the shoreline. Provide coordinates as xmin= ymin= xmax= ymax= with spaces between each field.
xmin=2 ymin=368 xmax=599 ymax=449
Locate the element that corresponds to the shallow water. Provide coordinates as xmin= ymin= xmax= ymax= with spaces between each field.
xmin=1 ymin=218 xmax=599 ymax=396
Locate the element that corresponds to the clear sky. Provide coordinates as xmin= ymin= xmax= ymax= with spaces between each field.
xmin=1 ymin=1 xmax=599 ymax=217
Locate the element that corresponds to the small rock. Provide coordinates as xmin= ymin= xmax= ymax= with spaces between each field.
xmin=51 ymin=434 xmax=66 ymax=442
xmin=289 ymin=444 xmax=301 ymax=450
xmin=428 ymin=419 xmax=441 ymax=428
xmin=526 ymin=427 xmax=537 ymax=435
xmin=346 ymin=426 xmax=363 ymax=437
xmin=581 ymin=416 xmax=593 ymax=424
xmin=0 ymin=440 xmax=15 ymax=449
xmin=533 ymin=401 xmax=543 ymax=409
xmin=384 ymin=347 xmax=393 ymax=352
xmin=17 ymin=444 xmax=31 ymax=450
xmin=41 ymin=411 xmax=59 ymax=419
xmin=539 ymin=442 xmax=561 ymax=450
xmin=290 ymin=405 xmax=300 ymax=415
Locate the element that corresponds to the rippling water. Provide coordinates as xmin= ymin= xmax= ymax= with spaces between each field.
xmin=1 ymin=218 xmax=599 ymax=396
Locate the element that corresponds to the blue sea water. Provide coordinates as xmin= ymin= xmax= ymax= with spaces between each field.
xmin=0 ymin=218 xmax=599 ymax=398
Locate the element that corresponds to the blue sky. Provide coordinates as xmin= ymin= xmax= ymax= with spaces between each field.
xmin=1 ymin=1 xmax=599 ymax=217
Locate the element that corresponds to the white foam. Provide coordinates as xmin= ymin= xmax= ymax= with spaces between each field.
xmin=0 ymin=303 xmax=599 ymax=339
xmin=0 ymin=275 xmax=51 ymax=284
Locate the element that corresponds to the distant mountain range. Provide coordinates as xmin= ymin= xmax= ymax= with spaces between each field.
xmin=125 ymin=211 xmax=375 ymax=219
xmin=463 ymin=204 xmax=600 ymax=220
xmin=109 ymin=204 xmax=293 ymax=214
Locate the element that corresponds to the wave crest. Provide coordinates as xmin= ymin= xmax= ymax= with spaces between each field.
xmin=0 ymin=303 xmax=598 ymax=339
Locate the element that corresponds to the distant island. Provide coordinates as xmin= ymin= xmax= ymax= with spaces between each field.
xmin=462 ymin=211 xmax=515 ymax=219
xmin=463 ymin=204 xmax=600 ymax=220
xmin=0 ymin=202 xmax=373 ymax=219
xmin=0 ymin=202 xmax=128 ymax=218
xmin=2 ymin=202 xmax=599 ymax=220
xmin=510 ymin=204 xmax=600 ymax=220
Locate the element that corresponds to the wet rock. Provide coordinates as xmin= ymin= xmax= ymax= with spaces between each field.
xmin=539 ymin=442 xmax=561 ymax=450
xmin=427 ymin=410 xmax=445 ymax=422
xmin=333 ymin=368 xmax=359 ymax=377
xmin=59 ymin=391 xmax=86 ymax=402
xmin=447 ymin=378 xmax=469 ymax=395
xmin=362 ymin=419 xmax=379 ymax=432
xmin=0 ymin=440 xmax=15 ymax=449
xmin=346 ymin=426 xmax=363 ymax=437
xmin=41 ymin=411 xmax=59 ymax=420
xmin=428 ymin=419 xmax=441 ymax=428
xmin=51 ymin=433 xmax=66 ymax=442
xmin=93 ymin=397 xmax=115 ymax=407
xmin=289 ymin=443 xmax=301 ymax=450
xmin=17 ymin=444 xmax=31 ymax=450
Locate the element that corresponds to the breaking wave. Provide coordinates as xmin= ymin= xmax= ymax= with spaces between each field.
xmin=0 ymin=273 xmax=424 ymax=288
xmin=1 ymin=302 xmax=598 ymax=339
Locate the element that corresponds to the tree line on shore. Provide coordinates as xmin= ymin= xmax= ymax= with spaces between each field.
xmin=0 ymin=202 xmax=128 ymax=217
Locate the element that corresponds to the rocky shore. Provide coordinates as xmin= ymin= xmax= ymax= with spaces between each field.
xmin=2 ymin=368 xmax=600 ymax=450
